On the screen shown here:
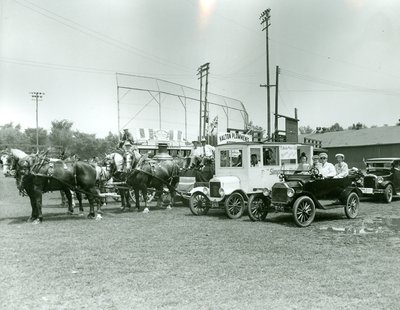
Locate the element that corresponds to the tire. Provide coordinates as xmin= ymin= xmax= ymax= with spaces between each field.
xmin=292 ymin=196 xmax=316 ymax=227
xmin=189 ymin=192 xmax=210 ymax=216
xmin=383 ymin=184 xmax=393 ymax=203
xmin=225 ymin=192 xmax=245 ymax=219
xmin=248 ymin=194 xmax=269 ymax=222
xmin=345 ymin=192 xmax=359 ymax=219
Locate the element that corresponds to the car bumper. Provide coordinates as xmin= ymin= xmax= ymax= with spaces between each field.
xmin=358 ymin=187 xmax=384 ymax=195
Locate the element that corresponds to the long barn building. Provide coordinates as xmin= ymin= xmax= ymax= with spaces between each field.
xmin=299 ymin=126 xmax=400 ymax=169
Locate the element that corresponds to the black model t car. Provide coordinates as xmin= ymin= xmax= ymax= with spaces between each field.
xmin=359 ymin=158 xmax=400 ymax=203
xmin=267 ymin=169 xmax=363 ymax=227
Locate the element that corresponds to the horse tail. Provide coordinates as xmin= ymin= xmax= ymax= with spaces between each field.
xmin=73 ymin=162 xmax=78 ymax=188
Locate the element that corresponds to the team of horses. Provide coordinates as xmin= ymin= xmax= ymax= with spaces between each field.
xmin=6 ymin=148 xmax=214 ymax=224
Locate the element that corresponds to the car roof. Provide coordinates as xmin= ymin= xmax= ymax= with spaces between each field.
xmin=366 ymin=158 xmax=400 ymax=162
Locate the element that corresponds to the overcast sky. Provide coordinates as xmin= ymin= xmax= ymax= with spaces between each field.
xmin=1 ymin=0 xmax=400 ymax=140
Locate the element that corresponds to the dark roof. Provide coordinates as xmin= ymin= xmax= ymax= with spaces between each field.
xmin=299 ymin=126 xmax=400 ymax=147
xmin=366 ymin=158 xmax=400 ymax=162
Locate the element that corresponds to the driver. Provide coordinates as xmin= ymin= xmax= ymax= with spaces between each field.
xmin=318 ymin=153 xmax=336 ymax=178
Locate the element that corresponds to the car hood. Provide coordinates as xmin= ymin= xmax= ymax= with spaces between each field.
xmin=365 ymin=170 xmax=392 ymax=177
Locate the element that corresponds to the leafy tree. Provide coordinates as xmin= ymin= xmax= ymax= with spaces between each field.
xmin=0 ymin=123 xmax=29 ymax=147
xmin=299 ymin=125 xmax=313 ymax=134
xmin=24 ymin=127 xmax=48 ymax=146
xmin=49 ymin=119 xmax=74 ymax=149
xmin=329 ymin=123 xmax=343 ymax=132
xmin=348 ymin=122 xmax=368 ymax=130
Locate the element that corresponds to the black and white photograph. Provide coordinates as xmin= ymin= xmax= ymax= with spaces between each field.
xmin=1 ymin=0 xmax=400 ymax=309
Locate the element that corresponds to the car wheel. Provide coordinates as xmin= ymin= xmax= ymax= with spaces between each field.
xmin=345 ymin=192 xmax=359 ymax=219
xmin=292 ymin=196 xmax=316 ymax=227
xmin=225 ymin=192 xmax=245 ymax=219
xmin=189 ymin=192 xmax=210 ymax=216
xmin=248 ymin=194 xmax=269 ymax=222
xmin=383 ymin=184 xmax=393 ymax=203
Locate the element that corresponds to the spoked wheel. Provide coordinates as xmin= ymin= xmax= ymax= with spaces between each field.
xmin=248 ymin=194 xmax=269 ymax=222
xmin=189 ymin=192 xmax=210 ymax=215
xmin=345 ymin=192 xmax=359 ymax=219
xmin=129 ymin=190 xmax=155 ymax=203
xmin=225 ymin=192 xmax=245 ymax=219
xmin=383 ymin=184 xmax=393 ymax=203
xmin=292 ymin=196 xmax=316 ymax=227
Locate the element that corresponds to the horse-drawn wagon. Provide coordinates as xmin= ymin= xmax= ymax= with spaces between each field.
xmin=187 ymin=142 xmax=316 ymax=219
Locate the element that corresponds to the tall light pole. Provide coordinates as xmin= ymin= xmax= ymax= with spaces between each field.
xmin=30 ymin=92 xmax=45 ymax=152
xmin=260 ymin=8 xmax=272 ymax=140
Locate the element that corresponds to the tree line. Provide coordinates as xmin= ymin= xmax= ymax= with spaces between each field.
xmin=0 ymin=120 xmax=119 ymax=159
xmin=299 ymin=122 xmax=374 ymax=134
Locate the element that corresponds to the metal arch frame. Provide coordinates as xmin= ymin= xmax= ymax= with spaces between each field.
xmin=116 ymin=73 xmax=249 ymax=140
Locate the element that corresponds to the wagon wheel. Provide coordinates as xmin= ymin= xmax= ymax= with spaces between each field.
xmin=344 ymin=192 xmax=359 ymax=219
xmin=129 ymin=189 xmax=155 ymax=203
xmin=189 ymin=192 xmax=210 ymax=216
xmin=292 ymin=196 xmax=316 ymax=227
xmin=383 ymin=184 xmax=393 ymax=203
xmin=225 ymin=192 xmax=245 ymax=219
xmin=248 ymin=194 xmax=269 ymax=222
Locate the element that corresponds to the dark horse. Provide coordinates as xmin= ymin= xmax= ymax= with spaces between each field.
xmin=126 ymin=155 xmax=181 ymax=213
xmin=11 ymin=149 xmax=99 ymax=223
xmin=103 ymin=151 xmax=140 ymax=211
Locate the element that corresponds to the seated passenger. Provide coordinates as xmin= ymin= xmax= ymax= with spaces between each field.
xmin=296 ymin=154 xmax=310 ymax=172
xmin=250 ymin=154 xmax=261 ymax=167
xmin=334 ymin=153 xmax=349 ymax=178
xmin=312 ymin=155 xmax=322 ymax=170
xmin=318 ymin=153 xmax=336 ymax=178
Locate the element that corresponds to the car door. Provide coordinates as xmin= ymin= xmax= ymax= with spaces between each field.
xmin=392 ymin=160 xmax=400 ymax=192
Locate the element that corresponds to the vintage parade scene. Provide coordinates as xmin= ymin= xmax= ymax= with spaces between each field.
xmin=1 ymin=1 xmax=400 ymax=309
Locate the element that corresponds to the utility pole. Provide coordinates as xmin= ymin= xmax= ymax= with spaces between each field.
xmin=260 ymin=8 xmax=272 ymax=140
xmin=274 ymin=65 xmax=280 ymax=140
xmin=197 ymin=62 xmax=210 ymax=140
xmin=30 ymin=92 xmax=45 ymax=152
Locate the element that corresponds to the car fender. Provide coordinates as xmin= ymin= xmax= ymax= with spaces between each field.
xmin=228 ymin=189 xmax=249 ymax=201
xmin=189 ymin=186 xmax=210 ymax=198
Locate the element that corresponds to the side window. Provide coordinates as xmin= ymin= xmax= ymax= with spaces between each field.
xmin=220 ymin=149 xmax=243 ymax=167
xmin=250 ymin=148 xmax=261 ymax=167
xmin=220 ymin=150 xmax=230 ymax=167
xmin=263 ymin=146 xmax=278 ymax=166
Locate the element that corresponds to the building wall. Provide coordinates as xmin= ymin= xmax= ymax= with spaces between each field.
xmin=325 ymin=144 xmax=400 ymax=169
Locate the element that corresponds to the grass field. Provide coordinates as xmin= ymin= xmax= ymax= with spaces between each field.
xmin=1 ymin=173 xmax=400 ymax=309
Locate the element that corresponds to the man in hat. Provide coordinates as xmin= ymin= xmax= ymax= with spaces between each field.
xmin=318 ymin=152 xmax=336 ymax=178
xmin=312 ymin=154 xmax=322 ymax=170
xmin=334 ymin=153 xmax=349 ymax=178
xmin=199 ymin=137 xmax=215 ymax=158
xmin=118 ymin=128 xmax=134 ymax=148
xmin=188 ymin=140 xmax=202 ymax=168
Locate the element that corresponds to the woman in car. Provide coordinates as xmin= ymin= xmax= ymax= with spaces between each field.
xmin=334 ymin=153 xmax=349 ymax=178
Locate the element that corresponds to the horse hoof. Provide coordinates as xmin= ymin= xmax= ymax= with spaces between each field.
xmin=95 ymin=214 xmax=102 ymax=220
xmin=87 ymin=214 xmax=96 ymax=219
xmin=143 ymin=208 xmax=150 ymax=214
xmin=79 ymin=212 xmax=84 ymax=216
xmin=67 ymin=210 xmax=74 ymax=215
xmin=32 ymin=218 xmax=42 ymax=225
xmin=166 ymin=205 xmax=172 ymax=210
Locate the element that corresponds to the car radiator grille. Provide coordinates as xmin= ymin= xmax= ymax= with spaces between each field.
xmin=272 ymin=187 xmax=288 ymax=203
xmin=210 ymin=181 xmax=221 ymax=198
xmin=363 ymin=177 xmax=376 ymax=188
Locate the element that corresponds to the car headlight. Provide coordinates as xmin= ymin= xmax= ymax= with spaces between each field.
xmin=203 ymin=187 xmax=209 ymax=195
xmin=377 ymin=177 xmax=384 ymax=183
xmin=287 ymin=188 xmax=295 ymax=198
xmin=262 ymin=188 xmax=270 ymax=196
xmin=218 ymin=187 xmax=225 ymax=197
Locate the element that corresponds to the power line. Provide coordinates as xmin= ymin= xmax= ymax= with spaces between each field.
xmin=13 ymin=0 xmax=193 ymax=73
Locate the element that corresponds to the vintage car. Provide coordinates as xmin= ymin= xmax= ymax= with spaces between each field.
xmin=266 ymin=169 xmax=363 ymax=227
xmin=359 ymin=158 xmax=400 ymax=203
xmin=188 ymin=142 xmax=317 ymax=219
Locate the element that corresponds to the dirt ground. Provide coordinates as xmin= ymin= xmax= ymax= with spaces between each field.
xmin=1 ymin=173 xmax=400 ymax=309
